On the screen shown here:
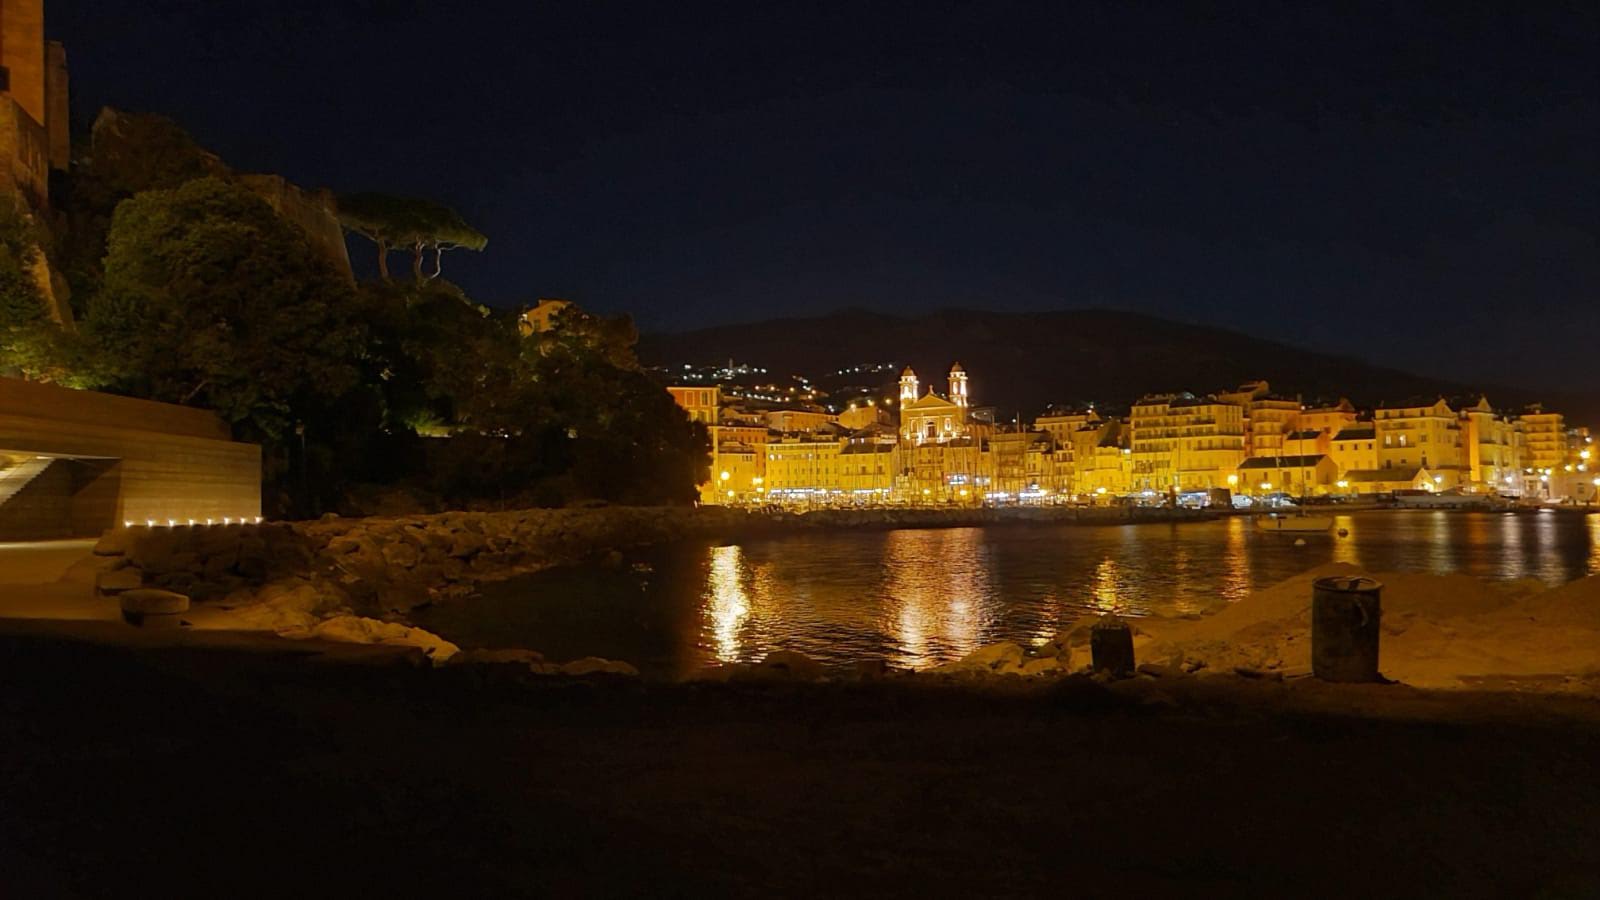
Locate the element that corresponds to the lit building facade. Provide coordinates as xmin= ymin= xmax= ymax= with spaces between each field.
xmin=667 ymin=385 xmax=721 ymax=425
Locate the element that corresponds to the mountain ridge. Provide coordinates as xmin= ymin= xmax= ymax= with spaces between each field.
xmin=639 ymin=308 xmax=1599 ymax=422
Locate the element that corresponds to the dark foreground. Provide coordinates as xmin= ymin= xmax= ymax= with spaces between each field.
xmin=3 ymin=636 xmax=1598 ymax=898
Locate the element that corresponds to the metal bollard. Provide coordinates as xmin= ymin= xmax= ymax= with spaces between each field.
xmin=1090 ymin=615 xmax=1135 ymax=677
xmin=1311 ymin=576 xmax=1383 ymax=682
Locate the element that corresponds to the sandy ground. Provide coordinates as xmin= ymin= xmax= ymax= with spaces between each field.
xmin=3 ymin=633 xmax=1599 ymax=898
xmin=1137 ymin=563 xmax=1600 ymax=691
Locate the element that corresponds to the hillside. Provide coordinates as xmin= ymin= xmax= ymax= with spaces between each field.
xmin=640 ymin=309 xmax=1598 ymax=420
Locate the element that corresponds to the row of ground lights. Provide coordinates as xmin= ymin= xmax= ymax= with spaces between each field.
xmin=122 ymin=517 xmax=265 ymax=528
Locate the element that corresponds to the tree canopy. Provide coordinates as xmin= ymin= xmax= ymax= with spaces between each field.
xmin=87 ymin=177 xmax=368 ymax=441
xmin=338 ymin=193 xmax=486 ymax=282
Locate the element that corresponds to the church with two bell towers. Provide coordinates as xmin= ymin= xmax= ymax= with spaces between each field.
xmin=897 ymin=363 xmax=973 ymax=444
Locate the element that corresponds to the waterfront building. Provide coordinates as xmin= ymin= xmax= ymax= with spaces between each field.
xmin=1035 ymin=407 xmax=1101 ymax=448
xmin=703 ymin=440 xmax=762 ymax=504
xmin=837 ymin=400 xmax=886 ymax=431
xmin=1281 ymin=428 xmax=1331 ymax=458
xmin=1374 ymin=398 xmax=1466 ymax=489
xmin=667 ymin=385 xmax=721 ymax=425
xmin=765 ymin=435 xmax=843 ymax=500
xmin=1219 ymin=381 xmax=1301 ymax=458
xmin=1343 ymin=466 xmax=1439 ymax=496
xmin=1329 ymin=425 xmax=1379 ymax=479
xmin=683 ymin=360 xmax=1588 ymax=506
xmin=982 ymin=429 xmax=1060 ymax=498
xmin=1131 ymin=393 xmax=1247 ymax=493
xmin=1455 ymin=396 xmax=1522 ymax=493
xmin=1518 ymin=405 xmax=1566 ymax=497
xmin=765 ymin=407 xmax=837 ymax=433
xmin=1297 ymin=399 xmax=1359 ymax=434
xmin=1237 ymin=454 xmax=1338 ymax=497
xmin=839 ymin=436 xmax=896 ymax=499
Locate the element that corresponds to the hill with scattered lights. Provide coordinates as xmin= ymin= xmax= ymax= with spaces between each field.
xmin=640 ymin=308 xmax=1599 ymax=421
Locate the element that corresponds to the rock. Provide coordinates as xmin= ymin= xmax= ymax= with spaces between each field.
xmin=853 ymin=658 xmax=892 ymax=679
xmin=753 ymin=650 xmax=823 ymax=680
xmin=235 ymin=552 xmax=269 ymax=581
xmin=1136 ymin=662 xmax=1179 ymax=678
xmin=120 ymin=588 xmax=191 ymax=615
xmin=559 ymin=656 xmax=640 ymax=677
xmin=295 ymin=616 xmax=460 ymax=665
xmin=959 ymin=641 xmax=1025 ymax=672
xmin=381 ymin=540 xmax=421 ymax=569
xmin=448 ymin=531 xmax=489 ymax=559
xmin=1020 ymin=657 xmax=1065 ymax=676
xmin=95 ymin=568 xmax=143 ymax=595
xmin=1032 ymin=632 xmax=1074 ymax=663
xmin=1232 ymin=666 xmax=1284 ymax=681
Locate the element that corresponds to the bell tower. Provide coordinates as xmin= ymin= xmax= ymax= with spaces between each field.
xmin=899 ymin=367 xmax=919 ymax=404
xmin=948 ymin=362 xmax=968 ymax=409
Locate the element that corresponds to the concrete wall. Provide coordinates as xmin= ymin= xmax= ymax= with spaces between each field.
xmin=0 ymin=378 xmax=261 ymax=528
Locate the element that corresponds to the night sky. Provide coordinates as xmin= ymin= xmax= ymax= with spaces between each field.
xmin=54 ymin=1 xmax=1598 ymax=389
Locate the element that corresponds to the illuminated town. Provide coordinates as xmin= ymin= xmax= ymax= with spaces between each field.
xmin=671 ymin=365 xmax=1596 ymax=507
xmin=3 ymin=1 xmax=1599 ymax=896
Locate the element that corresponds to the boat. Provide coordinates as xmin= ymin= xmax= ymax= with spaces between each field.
xmin=1255 ymin=512 xmax=1335 ymax=532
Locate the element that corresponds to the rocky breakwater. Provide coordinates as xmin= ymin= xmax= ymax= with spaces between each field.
xmin=90 ymin=506 xmax=758 ymax=666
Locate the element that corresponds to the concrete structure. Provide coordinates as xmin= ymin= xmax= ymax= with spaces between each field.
xmin=0 ymin=378 xmax=260 ymax=539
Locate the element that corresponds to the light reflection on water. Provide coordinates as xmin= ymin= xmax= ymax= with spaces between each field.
xmin=423 ymin=511 xmax=1600 ymax=677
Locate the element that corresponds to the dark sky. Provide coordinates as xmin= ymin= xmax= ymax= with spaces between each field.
xmin=53 ymin=1 xmax=1598 ymax=389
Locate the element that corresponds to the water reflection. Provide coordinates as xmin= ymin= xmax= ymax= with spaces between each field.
xmin=1219 ymin=517 xmax=1252 ymax=606
xmin=1331 ymin=515 xmax=1360 ymax=568
xmin=704 ymin=545 xmax=750 ymax=662
xmin=882 ymin=529 xmax=994 ymax=667
xmin=440 ymin=511 xmax=1600 ymax=676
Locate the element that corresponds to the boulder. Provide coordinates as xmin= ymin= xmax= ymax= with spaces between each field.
xmin=1020 ymin=657 xmax=1065 ymax=676
xmin=958 ymin=641 xmax=1025 ymax=672
xmin=559 ymin=656 xmax=640 ymax=677
xmin=120 ymin=588 xmax=191 ymax=615
xmin=380 ymin=540 xmax=421 ymax=569
xmin=757 ymin=650 xmax=824 ymax=681
xmin=294 ymin=615 xmax=460 ymax=664
xmin=95 ymin=568 xmax=143 ymax=596
xmin=853 ymin=658 xmax=892 ymax=680
xmin=448 ymin=531 xmax=489 ymax=559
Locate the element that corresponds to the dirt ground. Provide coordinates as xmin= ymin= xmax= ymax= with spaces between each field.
xmin=3 ymin=634 xmax=1599 ymax=898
